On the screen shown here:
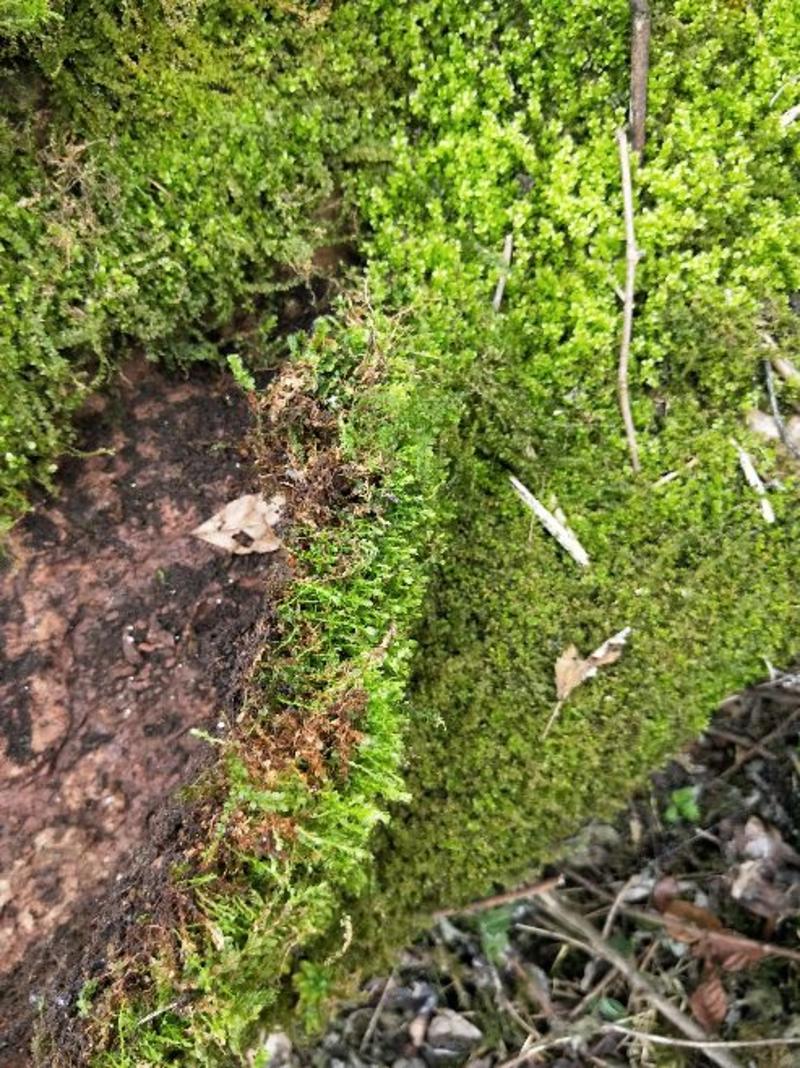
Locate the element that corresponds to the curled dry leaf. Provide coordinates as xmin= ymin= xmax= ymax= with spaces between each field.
xmin=192 ymin=493 xmax=285 ymax=554
xmin=689 ymin=969 xmax=728 ymax=1032
xmin=555 ymin=627 xmax=632 ymax=702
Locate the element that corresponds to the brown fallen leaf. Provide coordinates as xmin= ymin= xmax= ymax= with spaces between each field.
xmin=192 ymin=493 xmax=285 ymax=555
xmin=690 ymin=968 xmax=727 ymax=1032
xmin=554 ymin=627 xmax=632 ymax=702
xmin=662 ymin=899 xmax=723 ymax=945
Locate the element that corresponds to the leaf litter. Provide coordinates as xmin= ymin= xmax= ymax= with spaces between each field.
xmin=192 ymin=492 xmax=285 ymax=554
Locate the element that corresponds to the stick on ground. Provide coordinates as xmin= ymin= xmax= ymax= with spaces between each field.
xmin=533 ymin=890 xmax=743 ymax=1068
xmin=616 ymin=129 xmax=642 ymax=473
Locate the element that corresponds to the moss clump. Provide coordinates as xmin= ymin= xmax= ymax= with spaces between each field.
xmin=0 ymin=0 xmax=397 ymax=525
xmin=337 ymin=0 xmax=800 ymax=990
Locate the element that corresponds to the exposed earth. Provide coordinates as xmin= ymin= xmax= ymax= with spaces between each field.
xmin=0 ymin=359 xmax=286 ymax=1062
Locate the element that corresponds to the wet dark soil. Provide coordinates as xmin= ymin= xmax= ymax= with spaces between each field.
xmin=0 ymin=358 xmax=287 ymax=1062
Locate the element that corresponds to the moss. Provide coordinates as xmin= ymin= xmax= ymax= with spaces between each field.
xmin=12 ymin=0 xmax=800 ymax=1062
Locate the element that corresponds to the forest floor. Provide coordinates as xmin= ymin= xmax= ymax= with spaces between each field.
xmin=0 ymin=358 xmax=287 ymax=1065
xmin=283 ymin=682 xmax=800 ymax=1068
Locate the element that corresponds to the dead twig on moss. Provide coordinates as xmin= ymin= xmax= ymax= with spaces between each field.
xmin=732 ymin=440 xmax=775 ymax=524
xmin=629 ymin=0 xmax=651 ymax=154
xmin=510 ymin=476 xmax=590 ymax=567
xmin=780 ymin=102 xmax=800 ymax=128
xmin=764 ymin=358 xmax=800 ymax=460
xmin=532 ymin=890 xmax=744 ymax=1068
xmin=493 ymin=232 xmax=514 ymax=312
xmin=616 ymin=129 xmax=642 ymax=473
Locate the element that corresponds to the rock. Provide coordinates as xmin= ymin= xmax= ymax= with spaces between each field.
xmin=421 ymin=1047 xmax=466 ymax=1068
xmin=393 ymin=1059 xmax=427 ymax=1068
xmin=343 ymin=1007 xmax=374 ymax=1045
xmin=262 ymin=1031 xmax=292 ymax=1067
xmin=422 ymin=1010 xmax=484 ymax=1065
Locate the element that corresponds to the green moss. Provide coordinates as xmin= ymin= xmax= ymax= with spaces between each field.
xmin=12 ymin=0 xmax=800 ymax=1062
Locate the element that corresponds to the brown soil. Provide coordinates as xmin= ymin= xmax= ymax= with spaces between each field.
xmin=0 ymin=358 xmax=288 ymax=1063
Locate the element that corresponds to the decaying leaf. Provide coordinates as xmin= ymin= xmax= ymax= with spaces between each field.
xmin=192 ymin=493 xmax=285 ymax=554
xmin=690 ymin=969 xmax=728 ymax=1032
xmin=662 ymin=899 xmax=723 ymax=945
xmin=554 ymin=627 xmax=632 ymax=702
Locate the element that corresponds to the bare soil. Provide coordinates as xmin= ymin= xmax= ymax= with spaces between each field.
xmin=0 ymin=358 xmax=287 ymax=1062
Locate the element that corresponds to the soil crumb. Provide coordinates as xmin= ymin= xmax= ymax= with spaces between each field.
xmin=0 ymin=359 xmax=282 ymax=1012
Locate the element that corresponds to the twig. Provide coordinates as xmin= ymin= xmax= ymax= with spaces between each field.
xmin=605 ymin=1024 xmax=800 ymax=1052
xmin=360 ymin=971 xmax=395 ymax=1051
xmin=629 ymin=0 xmax=651 ymax=154
xmin=771 ymin=354 xmax=800 ymax=385
xmin=136 ymin=1000 xmax=181 ymax=1027
xmin=493 ymin=232 xmax=514 ymax=312
xmin=533 ymin=891 xmax=743 ymax=1068
xmin=764 ymin=358 xmax=800 ymax=460
xmin=435 ymin=876 xmax=562 ymax=919
xmin=705 ymin=726 xmax=774 ymax=760
xmin=509 ymin=476 xmax=590 ymax=567
xmin=570 ymin=964 xmax=619 ymax=1019
xmin=733 ymin=440 xmax=775 ymax=524
xmin=616 ymin=129 xmax=642 ymax=473
xmin=717 ymin=706 xmax=800 ymax=780
xmin=780 ymin=102 xmax=800 ymax=128
xmin=652 ymin=456 xmax=698 ymax=487
xmin=497 ymin=1034 xmax=572 ymax=1067
xmin=515 ymin=922 xmax=596 ymax=958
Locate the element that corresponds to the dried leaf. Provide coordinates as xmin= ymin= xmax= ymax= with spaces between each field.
xmin=704 ymin=930 xmax=770 ymax=970
xmin=738 ymin=816 xmax=800 ymax=867
xmin=408 ymin=1013 xmax=428 ymax=1048
xmin=729 ymin=860 xmax=800 ymax=922
xmin=690 ymin=970 xmax=727 ymax=1032
xmin=554 ymin=627 xmax=631 ymax=702
xmin=192 ymin=493 xmax=285 ymax=555
xmin=662 ymin=899 xmax=722 ymax=945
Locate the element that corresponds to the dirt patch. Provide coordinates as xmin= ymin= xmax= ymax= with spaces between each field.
xmin=0 ymin=358 xmax=288 ymax=1061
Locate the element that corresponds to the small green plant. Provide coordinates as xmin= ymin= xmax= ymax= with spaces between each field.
xmin=76 ymin=978 xmax=99 ymax=1019
xmin=664 ymin=787 xmax=701 ymax=826
xmin=226 ymin=354 xmax=256 ymax=393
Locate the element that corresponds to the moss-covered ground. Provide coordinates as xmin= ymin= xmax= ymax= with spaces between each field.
xmin=2 ymin=0 xmax=800 ymax=1064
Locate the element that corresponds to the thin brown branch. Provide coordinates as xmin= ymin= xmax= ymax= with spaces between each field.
xmin=629 ymin=0 xmax=651 ymax=154
xmin=360 ymin=971 xmax=395 ymax=1051
xmin=764 ymin=358 xmax=800 ymax=460
xmin=533 ymin=891 xmax=743 ymax=1068
xmin=616 ymin=128 xmax=642 ymax=473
